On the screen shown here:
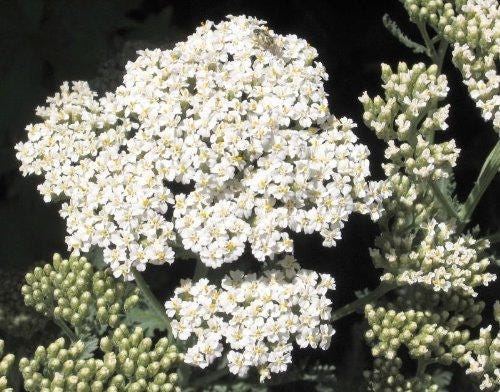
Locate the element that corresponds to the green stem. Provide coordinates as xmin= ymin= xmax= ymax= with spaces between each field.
xmin=430 ymin=181 xmax=461 ymax=221
xmin=132 ymin=268 xmax=174 ymax=341
xmin=459 ymin=140 xmax=500 ymax=231
xmin=54 ymin=317 xmax=77 ymax=342
xmin=331 ymin=282 xmax=397 ymax=322
xmin=188 ymin=368 xmax=230 ymax=390
xmin=485 ymin=231 xmax=500 ymax=244
xmin=414 ymin=27 xmax=457 ymax=223
xmin=416 ymin=21 xmax=436 ymax=59
xmin=416 ymin=358 xmax=430 ymax=377
xmin=434 ymin=38 xmax=448 ymax=72
xmin=193 ymin=260 xmax=208 ymax=281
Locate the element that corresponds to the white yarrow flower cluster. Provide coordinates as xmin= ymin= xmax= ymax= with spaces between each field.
xmin=16 ymin=15 xmax=387 ymax=279
xmin=165 ymin=256 xmax=335 ymax=381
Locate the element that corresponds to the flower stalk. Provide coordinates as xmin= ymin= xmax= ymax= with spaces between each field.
xmin=459 ymin=140 xmax=500 ymax=231
xmin=331 ymin=282 xmax=397 ymax=322
xmin=132 ymin=268 xmax=173 ymax=340
xmin=430 ymin=180 xmax=461 ymax=222
xmin=53 ymin=317 xmax=77 ymax=342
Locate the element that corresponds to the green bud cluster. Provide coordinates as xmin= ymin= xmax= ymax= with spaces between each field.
xmin=402 ymin=0 xmax=499 ymax=133
xmin=449 ymin=0 xmax=499 ymax=134
xmin=359 ymin=25 xmax=499 ymax=387
xmin=401 ymin=0 xmax=454 ymax=28
xmin=352 ymin=1 xmax=500 ymax=389
xmin=367 ymin=357 xmax=441 ymax=392
xmin=0 ymin=340 xmax=15 ymax=392
xmin=365 ymin=288 xmax=484 ymax=363
xmin=19 ymin=325 xmax=182 ymax=392
xmin=0 ymin=268 xmax=47 ymax=339
xmin=402 ymin=0 xmax=498 ymax=54
xmin=452 ymin=49 xmax=498 ymax=134
xmin=363 ymin=286 xmax=500 ymax=390
xmin=360 ymin=62 xmax=457 ymax=182
xmin=444 ymin=2 xmax=498 ymax=53
xmin=22 ymin=253 xmax=140 ymax=329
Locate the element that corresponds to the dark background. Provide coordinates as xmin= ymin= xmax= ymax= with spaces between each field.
xmin=0 ymin=0 xmax=498 ymax=390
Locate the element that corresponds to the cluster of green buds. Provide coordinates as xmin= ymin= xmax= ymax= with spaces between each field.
xmin=444 ymin=0 xmax=498 ymax=52
xmin=0 ymin=268 xmax=47 ymax=339
xmin=365 ymin=288 xmax=484 ymax=363
xmin=0 ymin=340 xmax=14 ymax=392
xmin=363 ymin=287 xmax=500 ymax=390
xmin=371 ymin=218 xmax=495 ymax=296
xmin=402 ymin=0 xmax=498 ymax=58
xmin=22 ymin=253 xmax=140 ymax=330
xmin=401 ymin=0 xmax=499 ymax=133
xmin=458 ymin=301 xmax=500 ymax=390
xmin=360 ymin=62 xmax=457 ymax=182
xmin=368 ymin=356 xmax=443 ymax=392
xmin=401 ymin=0 xmax=455 ymax=27
xmin=19 ymin=325 xmax=181 ymax=392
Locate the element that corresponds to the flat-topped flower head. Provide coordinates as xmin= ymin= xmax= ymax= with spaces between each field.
xmin=165 ymin=256 xmax=336 ymax=381
xmin=16 ymin=15 xmax=388 ymax=279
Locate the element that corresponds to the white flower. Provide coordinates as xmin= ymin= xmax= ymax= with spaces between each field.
xmin=227 ymin=350 xmax=249 ymax=377
xmin=16 ymin=15 xmax=387 ymax=279
xmin=165 ymin=256 xmax=335 ymax=379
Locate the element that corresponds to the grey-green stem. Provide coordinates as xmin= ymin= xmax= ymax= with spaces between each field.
xmin=430 ymin=181 xmax=461 ymax=222
xmin=54 ymin=317 xmax=77 ymax=342
xmin=416 ymin=21 xmax=437 ymax=59
xmin=485 ymin=231 xmax=500 ymax=244
xmin=412 ymin=26 xmax=459 ymax=224
xmin=132 ymin=268 xmax=174 ymax=340
xmin=193 ymin=260 xmax=208 ymax=281
xmin=459 ymin=140 xmax=500 ymax=231
xmin=331 ymin=282 xmax=397 ymax=322
xmin=415 ymin=24 xmax=499 ymax=235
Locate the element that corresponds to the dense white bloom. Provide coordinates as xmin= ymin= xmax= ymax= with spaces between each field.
xmin=15 ymin=15 xmax=388 ymax=279
xmin=165 ymin=255 xmax=335 ymax=380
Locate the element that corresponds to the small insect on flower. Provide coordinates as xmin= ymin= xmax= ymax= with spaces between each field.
xmin=253 ymin=27 xmax=283 ymax=57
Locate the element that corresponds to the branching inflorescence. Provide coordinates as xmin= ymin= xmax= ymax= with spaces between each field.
xmin=359 ymin=0 xmax=500 ymax=390
xmin=361 ymin=62 xmax=495 ymax=297
xmin=6 ymin=1 xmax=500 ymax=391
xmin=402 ymin=0 xmax=499 ymax=134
